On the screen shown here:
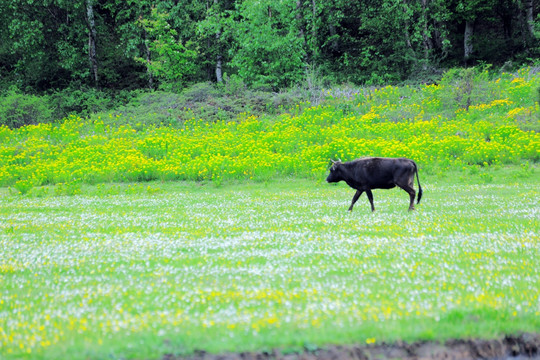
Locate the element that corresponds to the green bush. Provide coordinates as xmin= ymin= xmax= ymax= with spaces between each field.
xmin=48 ymin=87 xmax=135 ymax=119
xmin=182 ymin=82 xmax=220 ymax=102
xmin=100 ymin=91 xmax=185 ymax=128
xmin=13 ymin=178 xmax=35 ymax=195
xmin=0 ymin=89 xmax=53 ymax=128
xmin=96 ymin=83 xmax=317 ymax=128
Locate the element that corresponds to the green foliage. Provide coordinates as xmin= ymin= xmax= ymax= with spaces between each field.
xmin=0 ymin=0 xmax=538 ymax=93
xmin=0 ymin=89 xmax=53 ymax=128
xmin=12 ymin=178 xmax=35 ymax=195
xmin=53 ymin=180 xmax=82 ymax=196
xmin=136 ymin=8 xmax=198 ymax=91
xmin=0 ymin=86 xmax=135 ymax=129
xmin=98 ymin=82 xmax=315 ymax=128
xmin=226 ymin=0 xmax=306 ymax=89
xmin=439 ymin=67 xmax=480 ymax=112
xmin=48 ymin=87 xmax=135 ymax=119
xmin=517 ymin=160 xmax=535 ymax=178
xmin=182 ymin=81 xmax=221 ymax=102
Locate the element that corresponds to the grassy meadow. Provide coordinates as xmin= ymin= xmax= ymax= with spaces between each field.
xmin=1 ymin=171 xmax=539 ymax=359
xmin=1 ymin=67 xmax=539 ymax=359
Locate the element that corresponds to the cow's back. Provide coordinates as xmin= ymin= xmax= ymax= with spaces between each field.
xmin=351 ymin=157 xmax=415 ymax=189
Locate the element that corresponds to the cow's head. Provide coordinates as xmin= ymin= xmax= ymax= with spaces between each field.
xmin=326 ymin=159 xmax=343 ymax=183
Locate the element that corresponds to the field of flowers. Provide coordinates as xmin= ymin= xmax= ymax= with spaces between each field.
xmin=0 ymin=67 xmax=539 ymax=359
xmin=0 ymin=67 xmax=538 ymax=191
xmin=0 ymin=177 xmax=539 ymax=359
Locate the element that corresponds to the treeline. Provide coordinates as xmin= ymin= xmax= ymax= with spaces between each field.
xmin=0 ymin=0 xmax=538 ymax=94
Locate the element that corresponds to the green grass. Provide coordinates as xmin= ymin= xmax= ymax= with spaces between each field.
xmin=0 ymin=166 xmax=539 ymax=359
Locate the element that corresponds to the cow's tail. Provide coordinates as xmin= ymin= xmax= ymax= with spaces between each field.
xmin=414 ymin=162 xmax=423 ymax=204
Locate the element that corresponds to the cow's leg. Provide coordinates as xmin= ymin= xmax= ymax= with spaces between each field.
xmin=397 ymin=184 xmax=416 ymax=211
xmin=348 ymin=190 xmax=363 ymax=211
xmin=366 ymin=189 xmax=375 ymax=212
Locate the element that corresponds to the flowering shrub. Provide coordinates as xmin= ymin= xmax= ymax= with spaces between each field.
xmin=0 ymin=68 xmax=538 ymax=187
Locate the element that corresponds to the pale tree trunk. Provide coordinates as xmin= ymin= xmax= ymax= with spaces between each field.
xmin=143 ymin=29 xmax=154 ymax=89
xmin=464 ymin=20 xmax=474 ymax=65
xmin=86 ymin=0 xmax=98 ymax=87
xmin=401 ymin=0 xmax=413 ymax=50
xmin=522 ymin=0 xmax=536 ymax=50
xmin=214 ymin=0 xmax=223 ymax=83
xmin=216 ymin=51 xmax=223 ymax=83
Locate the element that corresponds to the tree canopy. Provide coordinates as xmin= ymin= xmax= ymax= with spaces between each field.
xmin=0 ymin=0 xmax=538 ymax=92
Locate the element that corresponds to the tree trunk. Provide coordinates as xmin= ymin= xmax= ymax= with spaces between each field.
xmin=216 ymin=52 xmax=223 ymax=83
xmin=524 ymin=0 xmax=535 ymax=38
xmin=401 ymin=0 xmax=419 ymax=67
xmin=296 ymin=0 xmax=309 ymax=64
xmin=214 ymin=0 xmax=223 ymax=83
xmin=328 ymin=24 xmax=339 ymax=52
xmin=432 ymin=20 xmax=449 ymax=60
xmin=311 ymin=0 xmax=317 ymax=42
xmin=421 ymin=0 xmax=433 ymax=69
xmin=520 ymin=0 xmax=536 ymax=51
xmin=86 ymin=0 xmax=98 ymax=87
xmin=296 ymin=0 xmax=304 ymax=39
xmin=401 ymin=0 xmax=413 ymax=50
xmin=464 ymin=20 xmax=474 ymax=65
xmin=143 ymin=29 xmax=154 ymax=89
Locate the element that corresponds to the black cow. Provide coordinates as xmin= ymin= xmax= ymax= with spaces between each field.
xmin=326 ymin=157 xmax=423 ymax=212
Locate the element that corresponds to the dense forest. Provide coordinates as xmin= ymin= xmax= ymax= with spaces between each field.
xmin=0 ymin=0 xmax=538 ymax=121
